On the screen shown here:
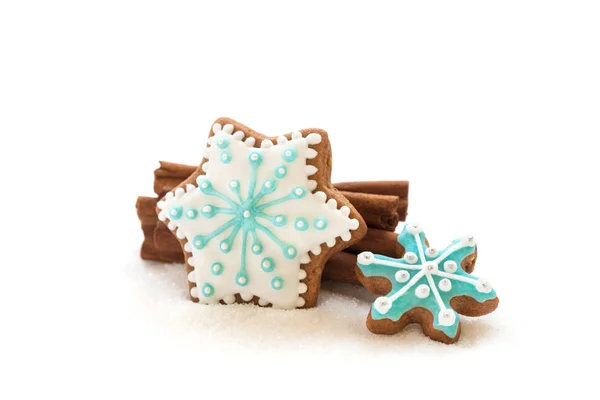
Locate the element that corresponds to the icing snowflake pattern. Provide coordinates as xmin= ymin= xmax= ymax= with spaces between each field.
xmin=158 ymin=123 xmax=359 ymax=309
xmin=356 ymin=223 xmax=497 ymax=338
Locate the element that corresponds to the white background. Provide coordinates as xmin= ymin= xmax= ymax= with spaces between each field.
xmin=1 ymin=1 xmax=599 ymax=398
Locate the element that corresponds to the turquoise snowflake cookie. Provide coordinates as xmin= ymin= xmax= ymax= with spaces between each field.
xmin=158 ymin=119 xmax=361 ymax=309
xmin=356 ymin=223 xmax=499 ymax=343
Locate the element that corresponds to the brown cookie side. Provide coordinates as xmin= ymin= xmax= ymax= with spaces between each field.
xmin=366 ymin=308 xmax=460 ymax=344
xmin=450 ymin=295 xmax=499 ymax=317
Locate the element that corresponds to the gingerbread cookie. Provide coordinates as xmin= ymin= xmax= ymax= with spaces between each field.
xmin=157 ymin=117 xmax=366 ymax=309
xmin=356 ymin=223 xmax=499 ymax=343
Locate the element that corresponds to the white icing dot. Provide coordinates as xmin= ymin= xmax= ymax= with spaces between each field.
xmin=295 ymin=297 xmax=306 ymax=307
xmin=188 ymin=271 xmax=196 ymax=283
xmin=461 ymin=235 xmax=477 ymax=247
xmin=262 ymin=260 xmax=271 ymax=268
xmin=425 ymin=262 xmax=437 ymax=272
xmin=203 ymin=286 xmax=211 ymax=294
xmin=297 ymin=221 xmax=304 ymax=227
xmin=240 ymin=293 xmax=254 ymax=302
xmin=415 ymin=284 xmax=430 ymax=299
xmin=295 ymin=188 xmax=303 ymax=196
xmin=187 ymin=211 xmax=194 ymax=217
xmin=221 ymin=153 xmax=228 ymax=160
xmin=243 ymin=210 xmax=251 ymax=218
xmin=251 ymin=154 xmax=259 ymax=161
xmin=298 ymin=270 xmax=307 ymax=279
xmin=298 ymin=283 xmax=308 ymax=294
xmin=316 ymin=221 xmax=324 ymax=228
xmin=276 ymin=216 xmax=283 ymax=222
xmin=403 ymin=252 xmax=418 ymax=264
xmin=406 ymin=223 xmax=423 ymax=234
xmin=287 ymin=248 xmax=295 ymax=255
xmin=374 ymin=297 xmax=392 ymax=314
xmin=190 ymin=287 xmax=198 ymax=298
xmin=438 ymin=310 xmax=456 ymax=327
xmin=238 ymin=276 xmax=247 ymax=285
xmin=395 ymin=270 xmax=410 ymax=283
xmin=476 ymin=280 xmax=493 ymax=293
xmin=221 ymin=243 xmax=229 ymax=251
xmin=426 ymin=248 xmax=438 ymax=257
xmin=223 ymin=295 xmax=236 ymax=304
xmin=273 ymin=280 xmax=281 ymax=288
xmin=438 ymin=278 xmax=452 ymax=292
xmin=444 ymin=260 xmax=458 ymax=273
xmin=217 ymin=138 xmax=223 ymax=145
xmin=258 ymin=298 xmax=269 ymax=306
xmin=252 ymin=245 xmax=260 ymax=252
xmin=357 ymin=252 xmax=374 ymax=265
xmin=230 ymin=181 xmax=238 ymax=188
xmin=285 ymin=150 xmax=292 ymax=157
xmin=170 ymin=209 xmax=177 ymax=215
xmin=278 ymin=168 xmax=285 ymax=174
xmin=203 ymin=206 xmax=212 ymax=212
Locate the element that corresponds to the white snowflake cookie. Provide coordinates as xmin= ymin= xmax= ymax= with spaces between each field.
xmin=157 ymin=118 xmax=365 ymax=309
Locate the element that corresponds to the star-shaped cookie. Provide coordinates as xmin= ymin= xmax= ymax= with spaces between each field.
xmin=156 ymin=117 xmax=366 ymax=309
xmin=356 ymin=223 xmax=499 ymax=343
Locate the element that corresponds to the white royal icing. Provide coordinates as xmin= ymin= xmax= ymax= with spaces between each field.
xmin=158 ymin=123 xmax=359 ymax=309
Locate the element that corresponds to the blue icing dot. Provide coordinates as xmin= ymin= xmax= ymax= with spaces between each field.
xmin=271 ymin=276 xmax=284 ymax=290
xmin=290 ymin=186 xmax=306 ymax=199
xmin=229 ymin=179 xmax=241 ymax=195
xmin=192 ymin=235 xmax=207 ymax=249
xmin=219 ymin=239 xmax=233 ymax=253
xmin=235 ymin=272 xmax=249 ymax=287
xmin=261 ymin=257 xmax=275 ymax=272
xmin=220 ymin=150 xmax=232 ymax=164
xmin=215 ymin=136 xmax=229 ymax=149
xmin=294 ymin=217 xmax=309 ymax=231
xmin=282 ymin=147 xmax=297 ymax=162
xmin=198 ymin=179 xmax=212 ymax=193
xmin=185 ymin=208 xmax=198 ymax=220
xmin=169 ymin=205 xmax=183 ymax=220
xmin=274 ymin=164 xmax=287 ymax=179
xmin=248 ymin=150 xmax=263 ymax=165
xmin=283 ymin=245 xmax=297 ymax=259
xmin=313 ymin=217 xmax=328 ymax=230
xmin=251 ymin=242 xmax=263 ymax=255
xmin=273 ymin=215 xmax=287 ymax=227
xmin=200 ymin=205 xmax=216 ymax=218
xmin=261 ymin=178 xmax=277 ymax=194
xmin=201 ymin=283 xmax=214 ymax=297
xmin=211 ymin=262 xmax=224 ymax=276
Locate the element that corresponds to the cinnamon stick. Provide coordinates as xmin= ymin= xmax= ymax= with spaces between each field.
xmin=335 ymin=180 xmax=408 ymax=222
xmin=154 ymin=161 xmax=196 ymax=195
xmin=321 ymin=251 xmax=360 ymax=284
xmin=339 ymin=191 xmax=400 ymax=232
xmin=346 ymin=228 xmax=403 ymax=258
xmin=137 ymin=196 xmax=185 ymax=263
xmin=333 ymin=180 xmax=409 ymax=199
xmin=153 ymin=161 xmax=409 ymax=231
